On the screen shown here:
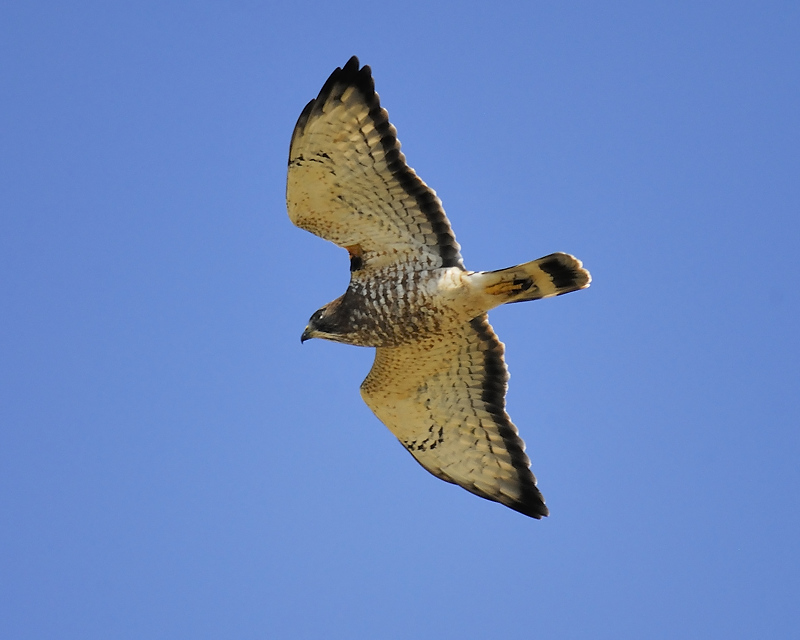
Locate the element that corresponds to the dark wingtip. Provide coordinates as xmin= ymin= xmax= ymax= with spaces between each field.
xmin=315 ymin=56 xmax=373 ymax=110
xmin=510 ymin=489 xmax=550 ymax=519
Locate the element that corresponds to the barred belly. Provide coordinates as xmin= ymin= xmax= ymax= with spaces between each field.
xmin=342 ymin=266 xmax=469 ymax=347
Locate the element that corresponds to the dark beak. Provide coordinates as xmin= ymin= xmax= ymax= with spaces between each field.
xmin=300 ymin=326 xmax=313 ymax=343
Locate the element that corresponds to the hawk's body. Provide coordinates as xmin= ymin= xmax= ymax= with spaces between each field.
xmin=287 ymin=57 xmax=590 ymax=518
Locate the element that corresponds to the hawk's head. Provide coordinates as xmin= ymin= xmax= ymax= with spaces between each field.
xmin=301 ymin=296 xmax=349 ymax=344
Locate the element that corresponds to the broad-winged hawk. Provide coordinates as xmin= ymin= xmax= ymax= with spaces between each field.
xmin=287 ymin=57 xmax=590 ymax=518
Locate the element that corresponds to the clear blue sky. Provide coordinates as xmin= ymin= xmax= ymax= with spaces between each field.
xmin=2 ymin=2 xmax=798 ymax=638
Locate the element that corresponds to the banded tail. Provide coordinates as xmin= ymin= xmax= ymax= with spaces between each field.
xmin=481 ymin=252 xmax=591 ymax=304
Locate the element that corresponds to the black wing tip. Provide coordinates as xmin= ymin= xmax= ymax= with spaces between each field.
xmin=469 ymin=478 xmax=549 ymax=519
xmin=291 ymin=56 xmax=374 ymax=142
xmin=315 ymin=56 xmax=375 ymax=112
xmin=510 ymin=494 xmax=550 ymax=519
xmin=510 ymin=479 xmax=550 ymax=518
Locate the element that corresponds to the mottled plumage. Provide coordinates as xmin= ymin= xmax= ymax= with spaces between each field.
xmin=287 ymin=57 xmax=590 ymax=518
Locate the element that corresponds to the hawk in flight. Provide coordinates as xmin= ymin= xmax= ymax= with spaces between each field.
xmin=287 ymin=57 xmax=590 ymax=518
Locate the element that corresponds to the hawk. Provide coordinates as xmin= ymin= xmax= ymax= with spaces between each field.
xmin=287 ymin=57 xmax=590 ymax=518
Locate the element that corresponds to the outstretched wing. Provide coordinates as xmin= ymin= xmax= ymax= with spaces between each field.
xmin=287 ymin=56 xmax=463 ymax=272
xmin=360 ymin=314 xmax=548 ymax=518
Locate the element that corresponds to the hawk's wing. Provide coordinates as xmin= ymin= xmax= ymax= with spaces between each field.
xmin=287 ymin=56 xmax=463 ymax=272
xmin=360 ymin=314 xmax=548 ymax=518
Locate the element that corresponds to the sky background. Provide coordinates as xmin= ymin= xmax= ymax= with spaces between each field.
xmin=2 ymin=2 xmax=799 ymax=638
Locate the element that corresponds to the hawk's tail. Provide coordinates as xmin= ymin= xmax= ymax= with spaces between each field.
xmin=481 ymin=253 xmax=591 ymax=304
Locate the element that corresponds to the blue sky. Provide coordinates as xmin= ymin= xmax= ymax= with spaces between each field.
xmin=2 ymin=2 xmax=798 ymax=638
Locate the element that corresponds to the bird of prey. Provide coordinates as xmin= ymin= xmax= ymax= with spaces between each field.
xmin=287 ymin=56 xmax=590 ymax=518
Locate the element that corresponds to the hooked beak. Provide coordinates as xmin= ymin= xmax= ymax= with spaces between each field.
xmin=300 ymin=326 xmax=314 ymax=343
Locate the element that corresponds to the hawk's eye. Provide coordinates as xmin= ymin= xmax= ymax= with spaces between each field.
xmin=310 ymin=309 xmax=327 ymax=325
